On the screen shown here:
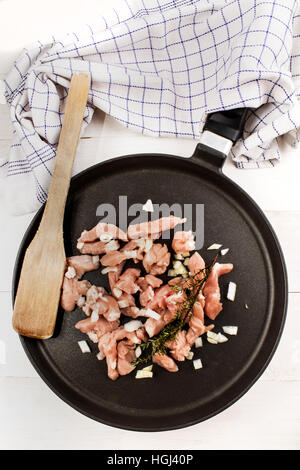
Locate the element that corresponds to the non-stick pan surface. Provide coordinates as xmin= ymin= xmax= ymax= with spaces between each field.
xmin=12 ymin=147 xmax=288 ymax=431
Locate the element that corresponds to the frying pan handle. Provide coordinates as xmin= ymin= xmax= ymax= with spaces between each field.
xmin=192 ymin=108 xmax=249 ymax=170
xmin=203 ymin=108 xmax=248 ymax=144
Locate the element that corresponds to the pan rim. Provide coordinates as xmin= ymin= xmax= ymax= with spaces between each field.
xmin=12 ymin=151 xmax=288 ymax=432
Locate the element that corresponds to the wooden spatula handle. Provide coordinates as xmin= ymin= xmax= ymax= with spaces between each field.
xmin=12 ymin=73 xmax=90 ymax=339
xmin=39 ymin=72 xmax=91 ymax=235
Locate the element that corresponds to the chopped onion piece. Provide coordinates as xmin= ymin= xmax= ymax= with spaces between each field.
xmin=65 ymin=266 xmax=76 ymax=279
xmin=168 ymin=269 xmax=177 ymax=277
xmin=96 ymin=351 xmax=105 ymax=360
xmin=90 ymin=311 xmax=99 ymax=323
xmin=135 ymin=238 xmax=146 ymax=250
xmin=183 ymin=258 xmax=190 ymax=266
xmin=105 ymin=240 xmax=119 ymax=252
xmin=222 ymin=326 xmax=238 ymax=335
xmin=182 ymin=252 xmax=190 ymax=257
xmin=112 ymin=287 xmax=122 ymax=299
xmin=227 ymin=281 xmax=237 ymax=301
xmin=77 ymin=296 xmax=86 ymax=308
xmin=99 ymin=233 xmax=113 ymax=243
xmin=124 ymin=320 xmax=143 ymax=332
xmin=142 ymin=365 xmax=153 ymax=372
xmin=142 ymin=199 xmax=154 ymax=212
xmin=174 ymin=253 xmax=184 ymax=260
xmin=217 ymin=333 xmax=228 ymax=343
xmin=101 ymin=266 xmax=118 ymax=274
xmin=195 ymin=337 xmax=203 ymax=348
xmin=124 ymin=250 xmax=138 ymax=258
xmin=172 ymin=260 xmax=188 ymax=276
xmin=207 ymin=243 xmax=222 ymax=250
xmin=207 ymin=331 xmax=219 ymax=341
xmin=220 ymin=248 xmax=229 ymax=256
xmin=144 ymin=239 xmax=153 ymax=253
xmin=139 ymin=308 xmax=160 ymax=320
xmin=173 ymin=260 xmax=182 ymax=269
xmin=135 ymin=370 xmax=153 ymax=379
xmin=193 ymin=359 xmax=203 ymax=370
xmin=135 ymin=346 xmax=142 ymax=358
xmin=207 ymin=337 xmax=218 ymax=344
xmin=78 ymin=340 xmax=90 ymax=353
xmin=87 ymin=331 xmax=98 ymax=343
xmin=106 ymin=311 xmax=120 ymax=322
xmin=187 ymin=351 xmax=194 ymax=360
xmin=245 ymin=303 xmax=249 ymax=309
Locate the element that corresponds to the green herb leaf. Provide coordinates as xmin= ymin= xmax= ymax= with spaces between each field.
xmin=132 ymin=255 xmax=217 ymax=367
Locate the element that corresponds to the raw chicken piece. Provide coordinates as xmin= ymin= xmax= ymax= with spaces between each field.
xmin=103 ymin=240 xmax=120 ymax=252
xmin=78 ymin=222 xmax=128 ymax=243
xmin=172 ymin=231 xmax=195 ymax=254
xmin=188 ymin=251 xmax=205 ymax=276
xmin=144 ymin=309 xmax=175 ymax=337
xmin=77 ymin=240 xmax=107 ymax=255
xmin=153 ymin=353 xmax=178 ymax=372
xmin=98 ymin=332 xmax=119 ymax=380
xmin=108 ymin=262 xmax=125 ymax=291
xmin=75 ymin=316 xmax=119 ymax=338
xmin=118 ymin=292 xmax=136 ymax=307
xmin=61 ymin=278 xmax=91 ymax=312
xmin=107 ymin=262 xmax=139 ymax=314
xmin=82 ymin=285 xmax=107 ymax=316
xmin=135 ymin=327 xmax=148 ymax=343
xmin=138 ymin=274 xmax=163 ymax=307
xmin=67 ymin=255 xmax=99 ymax=279
xmin=138 ymin=274 xmax=163 ymax=290
xmin=103 ymin=295 xmax=121 ymax=322
xmin=120 ymin=240 xmax=145 ymax=263
xmin=166 ymin=330 xmax=191 ymax=361
xmin=145 ymin=275 xmax=163 ymax=288
xmin=109 ymin=264 xmax=139 ymax=314
xmin=61 ymin=255 xmax=100 ymax=311
xmin=165 ymin=290 xmax=186 ymax=316
xmin=147 ymin=284 xmax=173 ymax=310
xmin=96 ymin=223 xmax=128 ymax=242
xmin=168 ymin=277 xmax=186 ymax=288
xmin=139 ymin=286 xmax=155 ymax=307
xmin=117 ymin=340 xmax=136 ymax=376
xmin=127 ymin=216 xmax=186 ymax=240
xmin=117 ymin=327 xmax=148 ymax=376
xmin=143 ymin=243 xmax=171 ymax=275
xmin=121 ymin=306 xmax=141 ymax=318
xmin=186 ymin=301 xmax=214 ymax=345
xmin=78 ymin=226 xmax=98 ymax=243
xmin=101 ymin=251 xmax=127 ymax=267
xmin=98 ymin=327 xmax=143 ymax=380
xmin=203 ymin=262 xmax=233 ymax=320
xmin=115 ymin=268 xmax=141 ymax=295
xmin=144 ymin=286 xmax=186 ymax=338
xmin=82 ymin=285 xmax=121 ymax=321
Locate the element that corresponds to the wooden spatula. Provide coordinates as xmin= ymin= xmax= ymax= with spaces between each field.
xmin=12 ymin=72 xmax=91 ymax=339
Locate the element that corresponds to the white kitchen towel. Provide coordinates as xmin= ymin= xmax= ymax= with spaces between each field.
xmin=2 ymin=0 xmax=300 ymax=214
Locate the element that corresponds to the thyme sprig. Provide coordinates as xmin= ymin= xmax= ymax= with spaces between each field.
xmin=132 ymin=255 xmax=218 ymax=367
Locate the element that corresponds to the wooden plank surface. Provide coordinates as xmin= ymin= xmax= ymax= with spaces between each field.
xmin=0 ymin=376 xmax=299 ymax=450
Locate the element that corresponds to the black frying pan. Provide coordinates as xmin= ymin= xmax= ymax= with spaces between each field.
xmin=12 ymin=109 xmax=288 ymax=431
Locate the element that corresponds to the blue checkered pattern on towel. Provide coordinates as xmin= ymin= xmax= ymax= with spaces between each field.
xmin=2 ymin=0 xmax=300 ymax=213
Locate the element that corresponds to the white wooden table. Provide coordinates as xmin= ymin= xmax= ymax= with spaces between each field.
xmin=0 ymin=0 xmax=300 ymax=450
